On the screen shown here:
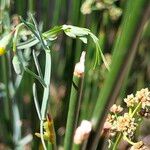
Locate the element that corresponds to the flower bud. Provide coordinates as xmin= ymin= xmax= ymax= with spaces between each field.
xmin=74 ymin=51 xmax=86 ymax=77
xmin=74 ymin=120 xmax=92 ymax=144
xmin=81 ymin=1 xmax=92 ymax=15
xmin=35 ymin=114 xmax=55 ymax=144
xmin=110 ymin=104 xmax=123 ymax=113
xmin=109 ymin=6 xmax=122 ymax=21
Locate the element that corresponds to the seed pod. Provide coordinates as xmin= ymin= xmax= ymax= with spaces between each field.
xmin=12 ymin=55 xmax=23 ymax=75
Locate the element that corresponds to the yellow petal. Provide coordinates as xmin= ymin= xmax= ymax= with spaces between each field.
xmin=0 ymin=47 xmax=6 ymax=56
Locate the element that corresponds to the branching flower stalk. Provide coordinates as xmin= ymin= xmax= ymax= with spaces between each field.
xmin=103 ymin=88 xmax=150 ymax=149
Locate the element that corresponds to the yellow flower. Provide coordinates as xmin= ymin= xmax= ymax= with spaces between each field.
xmin=35 ymin=115 xmax=55 ymax=144
xmin=0 ymin=31 xmax=14 ymax=56
xmin=0 ymin=47 xmax=6 ymax=56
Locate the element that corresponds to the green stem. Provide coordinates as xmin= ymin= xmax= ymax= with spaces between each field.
xmin=2 ymin=55 xmax=10 ymax=121
xmin=64 ymin=76 xmax=82 ymax=150
xmin=112 ymin=133 xmax=122 ymax=150
xmin=72 ymin=143 xmax=82 ymax=150
xmin=131 ymin=102 xmax=142 ymax=118
xmin=52 ymin=0 xmax=62 ymax=26
xmin=123 ymin=135 xmax=135 ymax=145
xmin=28 ymin=0 xmax=34 ymax=13
xmin=40 ymin=51 xmax=51 ymax=150
xmin=40 ymin=120 xmax=47 ymax=150
xmin=79 ymin=82 xmax=91 ymax=120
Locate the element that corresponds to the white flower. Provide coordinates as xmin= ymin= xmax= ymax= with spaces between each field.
xmin=110 ymin=104 xmax=123 ymax=113
xmin=124 ymin=94 xmax=137 ymax=107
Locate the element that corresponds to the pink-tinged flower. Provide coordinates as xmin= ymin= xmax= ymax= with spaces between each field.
xmin=116 ymin=113 xmax=137 ymax=138
xmin=74 ymin=51 xmax=86 ymax=78
xmin=74 ymin=120 xmax=92 ymax=144
xmin=135 ymin=88 xmax=150 ymax=108
xmin=124 ymin=94 xmax=137 ymax=107
xmin=110 ymin=104 xmax=123 ymax=113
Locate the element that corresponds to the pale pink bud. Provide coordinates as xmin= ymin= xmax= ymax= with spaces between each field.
xmin=74 ymin=51 xmax=86 ymax=77
xmin=74 ymin=120 xmax=92 ymax=144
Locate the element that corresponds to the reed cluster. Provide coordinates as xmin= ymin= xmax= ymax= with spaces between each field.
xmin=0 ymin=0 xmax=149 ymax=149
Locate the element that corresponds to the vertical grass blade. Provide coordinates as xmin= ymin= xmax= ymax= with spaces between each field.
xmin=64 ymin=75 xmax=84 ymax=150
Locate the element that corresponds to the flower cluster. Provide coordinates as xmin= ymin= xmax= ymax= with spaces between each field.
xmin=81 ymin=0 xmax=122 ymax=21
xmin=116 ymin=113 xmax=137 ymax=138
xmin=124 ymin=94 xmax=137 ymax=107
xmin=110 ymin=104 xmax=123 ymax=114
xmin=124 ymin=88 xmax=150 ymax=116
xmin=135 ymin=88 xmax=150 ymax=109
xmin=104 ymin=109 xmax=137 ymax=139
xmin=81 ymin=1 xmax=92 ymax=15
xmin=103 ymin=88 xmax=150 ymax=149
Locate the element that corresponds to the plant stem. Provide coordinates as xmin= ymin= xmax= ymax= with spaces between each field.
xmin=52 ymin=0 xmax=62 ymax=26
xmin=64 ymin=76 xmax=82 ymax=150
xmin=40 ymin=120 xmax=47 ymax=150
xmin=2 ymin=55 xmax=10 ymax=121
xmin=40 ymin=51 xmax=51 ymax=150
xmin=72 ymin=143 xmax=82 ymax=150
xmin=28 ymin=0 xmax=34 ymax=13
xmin=112 ymin=133 xmax=122 ymax=150
xmin=123 ymin=135 xmax=135 ymax=146
xmin=131 ymin=102 xmax=142 ymax=117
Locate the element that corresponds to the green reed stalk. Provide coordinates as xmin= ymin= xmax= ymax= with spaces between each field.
xmin=64 ymin=75 xmax=83 ymax=150
xmin=52 ymin=0 xmax=63 ymax=26
xmin=72 ymin=143 xmax=81 ymax=150
xmin=61 ymin=0 xmax=82 ymax=129
xmin=1 ymin=55 xmax=10 ymax=121
xmin=28 ymin=0 xmax=34 ymax=13
xmin=89 ymin=0 xmax=149 ymax=149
